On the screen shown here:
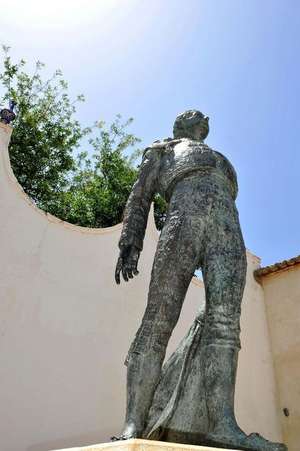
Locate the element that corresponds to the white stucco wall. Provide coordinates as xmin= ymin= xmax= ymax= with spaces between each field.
xmin=0 ymin=124 xmax=282 ymax=451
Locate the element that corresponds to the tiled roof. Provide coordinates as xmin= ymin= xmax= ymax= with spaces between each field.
xmin=254 ymin=254 xmax=300 ymax=279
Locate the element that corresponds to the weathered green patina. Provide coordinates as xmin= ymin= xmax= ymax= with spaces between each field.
xmin=114 ymin=110 xmax=287 ymax=451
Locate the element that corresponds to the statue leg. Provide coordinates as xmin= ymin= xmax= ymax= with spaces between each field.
xmin=200 ymin=203 xmax=286 ymax=450
xmin=201 ymin=211 xmax=246 ymax=440
xmin=120 ymin=211 xmax=200 ymax=440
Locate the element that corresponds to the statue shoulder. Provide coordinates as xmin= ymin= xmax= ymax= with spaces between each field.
xmin=143 ymin=137 xmax=182 ymax=157
xmin=213 ymin=149 xmax=238 ymax=198
xmin=214 ymin=150 xmax=237 ymax=174
xmin=150 ymin=137 xmax=173 ymax=149
xmin=143 ymin=138 xmax=180 ymax=157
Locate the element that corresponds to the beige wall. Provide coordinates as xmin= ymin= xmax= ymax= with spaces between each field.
xmin=261 ymin=266 xmax=300 ymax=451
xmin=236 ymin=252 xmax=281 ymax=440
xmin=0 ymin=124 xmax=282 ymax=451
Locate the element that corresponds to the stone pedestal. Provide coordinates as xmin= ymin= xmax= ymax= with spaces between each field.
xmin=52 ymin=438 xmax=238 ymax=451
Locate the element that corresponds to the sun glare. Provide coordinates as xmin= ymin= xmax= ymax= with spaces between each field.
xmin=0 ymin=0 xmax=120 ymax=30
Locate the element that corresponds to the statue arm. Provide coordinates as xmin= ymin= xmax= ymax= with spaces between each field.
xmin=115 ymin=146 xmax=160 ymax=284
xmin=119 ymin=147 xmax=160 ymax=251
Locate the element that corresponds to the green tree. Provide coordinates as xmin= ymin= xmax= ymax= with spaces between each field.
xmin=0 ymin=45 xmax=87 ymax=205
xmin=48 ymin=117 xmax=167 ymax=229
xmin=0 ymin=46 xmax=167 ymax=229
xmin=48 ymin=116 xmax=142 ymax=227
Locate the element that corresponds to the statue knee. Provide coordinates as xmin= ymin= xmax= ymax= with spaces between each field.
xmin=125 ymin=324 xmax=172 ymax=366
xmin=202 ymin=308 xmax=241 ymax=348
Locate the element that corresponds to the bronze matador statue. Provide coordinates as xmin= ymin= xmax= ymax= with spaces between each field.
xmin=114 ymin=110 xmax=287 ymax=451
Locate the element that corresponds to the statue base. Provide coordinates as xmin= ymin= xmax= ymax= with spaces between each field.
xmin=52 ymin=438 xmax=238 ymax=451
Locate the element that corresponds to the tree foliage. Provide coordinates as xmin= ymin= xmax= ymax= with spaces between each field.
xmin=0 ymin=46 xmax=87 ymax=205
xmin=48 ymin=116 xmax=141 ymax=227
xmin=0 ymin=46 xmax=167 ymax=229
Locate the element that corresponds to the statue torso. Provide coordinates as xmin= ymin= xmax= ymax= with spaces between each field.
xmin=151 ymin=138 xmax=238 ymax=202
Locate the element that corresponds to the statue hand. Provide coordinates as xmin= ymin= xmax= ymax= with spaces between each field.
xmin=115 ymin=245 xmax=140 ymax=284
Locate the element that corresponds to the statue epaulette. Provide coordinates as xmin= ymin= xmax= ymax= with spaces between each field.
xmin=142 ymin=138 xmax=171 ymax=157
xmin=152 ymin=137 xmax=173 ymax=145
xmin=143 ymin=137 xmax=182 ymax=158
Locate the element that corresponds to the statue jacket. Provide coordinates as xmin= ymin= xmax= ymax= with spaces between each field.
xmin=118 ymin=138 xmax=238 ymax=251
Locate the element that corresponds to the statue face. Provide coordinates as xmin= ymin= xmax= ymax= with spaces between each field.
xmin=173 ymin=110 xmax=209 ymax=141
xmin=191 ymin=117 xmax=209 ymax=141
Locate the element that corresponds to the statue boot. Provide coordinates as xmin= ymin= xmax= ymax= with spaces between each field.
xmin=112 ymin=349 xmax=163 ymax=441
xmin=202 ymin=344 xmax=287 ymax=451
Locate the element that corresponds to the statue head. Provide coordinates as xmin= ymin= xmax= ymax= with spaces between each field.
xmin=173 ymin=110 xmax=209 ymax=141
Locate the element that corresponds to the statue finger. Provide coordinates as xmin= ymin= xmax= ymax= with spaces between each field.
xmin=115 ymin=257 xmax=122 ymax=284
xmin=125 ymin=262 xmax=134 ymax=279
xmin=132 ymin=256 xmax=139 ymax=276
xmin=125 ymin=262 xmax=133 ymax=279
xmin=128 ymin=259 xmax=138 ymax=278
xmin=122 ymin=266 xmax=129 ymax=282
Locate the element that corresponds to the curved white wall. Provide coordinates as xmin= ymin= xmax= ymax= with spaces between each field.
xmin=0 ymin=124 xmax=281 ymax=451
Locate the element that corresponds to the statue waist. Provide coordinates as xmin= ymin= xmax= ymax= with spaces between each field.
xmin=161 ymin=167 xmax=236 ymax=202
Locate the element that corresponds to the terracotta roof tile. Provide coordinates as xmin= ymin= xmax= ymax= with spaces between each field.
xmin=254 ymin=254 xmax=300 ymax=280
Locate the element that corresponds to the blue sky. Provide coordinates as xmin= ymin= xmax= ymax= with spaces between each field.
xmin=1 ymin=0 xmax=299 ymax=266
